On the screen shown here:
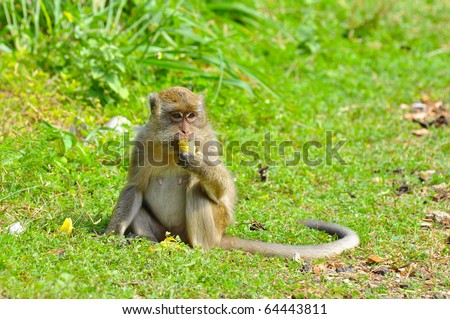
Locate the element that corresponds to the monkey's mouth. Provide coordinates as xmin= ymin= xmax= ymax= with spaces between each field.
xmin=174 ymin=132 xmax=195 ymax=141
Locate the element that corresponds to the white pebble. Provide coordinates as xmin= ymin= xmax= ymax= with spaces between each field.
xmin=8 ymin=222 xmax=24 ymax=235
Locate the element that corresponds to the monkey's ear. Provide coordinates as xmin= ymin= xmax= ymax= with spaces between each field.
xmin=147 ymin=92 xmax=160 ymax=116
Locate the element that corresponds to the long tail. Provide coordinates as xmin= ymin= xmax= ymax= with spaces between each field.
xmin=219 ymin=219 xmax=360 ymax=258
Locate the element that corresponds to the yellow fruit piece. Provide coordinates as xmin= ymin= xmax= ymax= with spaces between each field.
xmin=178 ymin=140 xmax=189 ymax=152
xmin=59 ymin=218 xmax=73 ymax=235
xmin=161 ymin=235 xmax=182 ymax=250
xmin=163 ymin=235 xmax=177 ymax=243
xmin=178 ymin=140 xmax=195 ymax=152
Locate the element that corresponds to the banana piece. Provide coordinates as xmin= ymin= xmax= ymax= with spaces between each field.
xmin=178 ymin=140 xmax=196 ymax=153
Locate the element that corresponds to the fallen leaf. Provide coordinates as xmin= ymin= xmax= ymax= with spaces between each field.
xmin=427 ymin=211 xmax=450 ymax=226
xmin=392 ymin=264 xmax=416 ymax=278
xmin=367 ymin=254 xmax=385 ymax=264
xmin=336 ymin=266 xmax=353 ymax=273
xmin=404 ymin=113 xmax=427 ymax=121
xmin=432 ymin=114 xmax=449 ymax=127
xmin=300 ymin=261 xmax=312 ymax=273
xmin=400 ymin=103 xmax=410 ymax=110
xmin=399 ymin=283 xmax=410 ymax=289
xmin=313 ymin=264 xmax=327 ymax=274
xmin=249 ymin=221 xmax=266 ymax=231
xmin=432 ymin=183 xmax=447 ymax=190
xmin=411 ymin=102 xmax=427 ymax=112
xmin=396 ymin=184 xmax=411 ymax=196
xmin=417 ymin=170 xmax=438 ymax=182
xmin=411 ymin=128 xmax=430 ymax=136
xmin=88 ymin=215 xmax=102 ymax=225
xmin=432 ymin=190 xmax=450 ymax=202
xmin=372 ymin=266 xmax=389 ymax=276
xmin=420 ymin=222 xmax=432 ymax=228
xmin=402 ymin=99 xmax=449 ymax=131
xmin=45 ymin=248 xmax=65 ymax=256
xmin=421 ymin=95 xmax=430 ymax=103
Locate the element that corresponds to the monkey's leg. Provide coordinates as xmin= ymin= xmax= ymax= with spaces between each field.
xmin=105 ymin=185 xmax=143 ymax=236
xmin=185 ymin=181 xmax=223 ymax=249
xmin=130 ymin=208 xmax=167 ymax=242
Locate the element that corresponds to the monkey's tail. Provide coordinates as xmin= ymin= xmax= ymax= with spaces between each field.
xmin=219 ymin=219 xmax=360 ymax=259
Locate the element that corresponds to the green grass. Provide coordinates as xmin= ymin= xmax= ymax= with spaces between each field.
xmin=1 ymin=0 xmax=449 ymax=298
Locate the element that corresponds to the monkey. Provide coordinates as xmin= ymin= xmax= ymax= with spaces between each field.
xmin=105 ymin=86 xmax=360 ymax=258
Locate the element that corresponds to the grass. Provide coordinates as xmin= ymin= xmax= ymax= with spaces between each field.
xmin=0 ymin=0 xmax=449 ymax=298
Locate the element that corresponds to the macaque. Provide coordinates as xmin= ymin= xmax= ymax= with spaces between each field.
xmin=105 ymin=87 xmax=360 ymax=258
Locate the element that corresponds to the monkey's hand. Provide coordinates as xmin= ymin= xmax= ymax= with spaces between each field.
xmin=178 ymin=140 xmax=201 ymax=167
xmin=178 ymin=150 xmax=203 ymax=168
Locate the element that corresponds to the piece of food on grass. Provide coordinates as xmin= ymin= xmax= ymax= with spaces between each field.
xmin=59 ymin=218 xmax=73 ymax=235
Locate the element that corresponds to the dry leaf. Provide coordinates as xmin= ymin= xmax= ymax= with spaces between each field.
xmin=432 ymin=183 xmax=447 ymax=190
xmin=88 ymin=215 xmax=102 ymax=225
xmin=428 ymin=211 xmax=450 ymax=226
xmin=249 ymin=221 xmax=266 ymax=231
xmin=404 ymin=113 xmax=427 ymax=121
xmin=367 ymin=254 xmax=385 ymax=264
xmin=411 ymin=102 xmax=427 ymax=112
xmin=372 ymin=266 xmax=389 ymax=276
xmin=403 ymin=99 xmax=449 ymax=131
xmin=400 ymin=103 xmax=410 ymax=110
xmin=313 ymin=264 xmax=327 ymax=274
xmin=411 ymin=128 xmax=430 ymax=136
xmin=421 ymin=222 xmax=432 ymax=228
xmin=421 ymin=95 xmax=430 ymax=103
xmin=417 ymin=170 xmax=438 ymax=182
xmin=45 ymin=248 xmax=65 ymax=256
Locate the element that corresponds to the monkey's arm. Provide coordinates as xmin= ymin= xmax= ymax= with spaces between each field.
xmin=178 ymin=151 xmax=233 ymax=203
xmin=180 ymin=150 xmax=236 ymax=248
xmin=105 ymin=184 xmax=143 ymax=236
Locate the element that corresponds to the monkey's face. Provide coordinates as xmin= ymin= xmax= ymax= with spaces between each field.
xmin=151 ymin=101 xmax=207 ymax=143
xmin=148 ymin=87 xmax=208 ymax=143
xmin=168 ymin=110 xmax=199 ymax=141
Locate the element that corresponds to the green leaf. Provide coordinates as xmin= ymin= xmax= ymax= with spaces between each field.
xmin=113 ymin=60 xmax=126 ymax=73
xmin=60 ymin=131 xmax=77 ymax=153
xmin=0 ymin=43 xmax=12 ymax=53
xmin=105 ymin=74 xmax=129 ymax=99
xmin=91 ymin=67 xmax=104 ymax=80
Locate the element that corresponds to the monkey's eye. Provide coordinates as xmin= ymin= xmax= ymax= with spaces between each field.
xmin=171 ymin=113 xmax=183 ymax=121
xmin=187 ymin=112 xmax=196 ymax=120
